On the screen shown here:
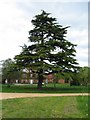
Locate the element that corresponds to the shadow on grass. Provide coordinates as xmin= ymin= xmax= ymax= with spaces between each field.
xmin=31 ymin=87 xmax=88 ymax=93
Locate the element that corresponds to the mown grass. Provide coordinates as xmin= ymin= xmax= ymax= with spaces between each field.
xmin=2 ymin=96 xmax=88 ymax=118
xmin=1 ymin=83 xmax=88 ymax=93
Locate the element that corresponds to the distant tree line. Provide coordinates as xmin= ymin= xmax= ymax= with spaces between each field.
xmin=1 ymin=58 xmax=89 ymax=86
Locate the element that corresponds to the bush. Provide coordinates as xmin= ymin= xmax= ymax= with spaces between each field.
xmin=70 ymin=80 xmax=80 ymax=86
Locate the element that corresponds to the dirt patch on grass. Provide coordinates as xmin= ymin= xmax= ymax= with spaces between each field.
xmin=0 ymin=93 xmax=88 ymax=100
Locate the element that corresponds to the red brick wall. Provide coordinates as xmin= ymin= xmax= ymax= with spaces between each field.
xmin=58 ymin=79 xmax=65 ymax=83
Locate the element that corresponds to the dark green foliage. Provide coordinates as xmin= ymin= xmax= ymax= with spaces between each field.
xmin=1 ymin=83 xmax=88 ymax=93
xmin=2 ymin=58 xmax=21 ymax=83
xmin=70 ymin=80 xmax=80 ymax=86
xmin=77 ymin=67 xmax=88 ymax=86
xmin=14 ymin=10 xmax=78 ymax=89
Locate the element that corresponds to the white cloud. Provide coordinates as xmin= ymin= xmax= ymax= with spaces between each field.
xmin=79 ymin=61 xmax=88 ymax=67
xmin=67 ymin=28 xmax=88 ymax=67
xmin=67 ymin=29 xmax=88 ymax=46
xmin=0 ymin=0 xmax=33 ymax=60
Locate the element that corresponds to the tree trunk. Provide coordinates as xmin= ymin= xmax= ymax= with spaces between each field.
xmin=37 ymin=73 xmax=43 ymax=90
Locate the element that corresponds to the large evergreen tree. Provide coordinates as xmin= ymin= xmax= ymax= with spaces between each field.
xmin=14 ymin=10 xmax=78 ymax=89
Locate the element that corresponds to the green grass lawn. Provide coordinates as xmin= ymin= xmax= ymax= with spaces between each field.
xmin=0 ymin=83 xmax=88 ymax=93
xmin=2 ymin=96 xmax=88 ymax=118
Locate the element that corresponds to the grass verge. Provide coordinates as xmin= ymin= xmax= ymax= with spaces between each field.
xmin=1 ymin=83 xmax=88 ymax=93
xmin=2 ymin=96 xmax=88 ymax=118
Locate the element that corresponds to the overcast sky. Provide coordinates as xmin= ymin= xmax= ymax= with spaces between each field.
xmin=0 ymin=0 xmax=88 ymax=67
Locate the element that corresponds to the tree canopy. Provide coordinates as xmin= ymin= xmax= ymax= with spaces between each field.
xmin=2 ymin=58 xmax=21 ymax=83
xmin=77 ymin=67 xmax=88 ymax=86
xmin=14 ymin=10 xmax=79 ymax=89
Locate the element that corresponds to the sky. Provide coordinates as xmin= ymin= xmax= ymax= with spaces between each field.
xmin=0 ymin=0 xmax=88 ymax=67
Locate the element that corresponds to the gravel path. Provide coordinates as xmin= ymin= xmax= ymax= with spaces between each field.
xmin=0 ymin=93 xmax=89 ymax=100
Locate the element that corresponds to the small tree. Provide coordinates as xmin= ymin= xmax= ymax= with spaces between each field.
xmin=15 ymin=10 xmax=78 ymax=89
xmin=2 ymin=58 xmax=21 ymax=84
xmin=78 ymin=67 xmax=88 ymax=86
